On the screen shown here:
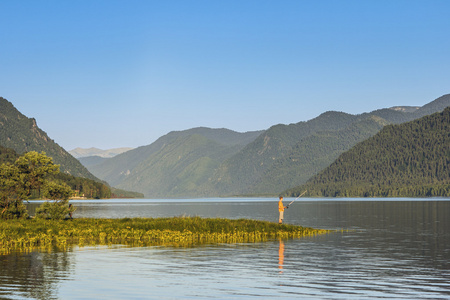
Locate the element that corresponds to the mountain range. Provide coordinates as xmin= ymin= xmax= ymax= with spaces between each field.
xmin=88 ymin=127 xmax=263 ymax=198
xmin=285 ymin=106 xmax=450 ymax=197
xmin=2 ymin=94 xmax=448 ymax=199
xmin=83 ymin=94 xmax=450 ymax=198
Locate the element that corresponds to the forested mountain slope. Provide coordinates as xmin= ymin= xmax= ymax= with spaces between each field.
xmin=246 ymin=116 xmax=389 ymax=194
xmin=203 ymin=95 xmax=450 ymax=196
xmin=78 ymin=156 xmax=109 ymax=168
xmin=285 ymin=107 xmax=450 ymax=197
xmin=203 ymin=111 xmax=363 ymax=195
xmin=0 ymin=97 xmax=98 ymax=181
xmin=86 ymin=94 xmax=450 ymax=198
xmin=88 ymin=128 xmax=263 ymax=197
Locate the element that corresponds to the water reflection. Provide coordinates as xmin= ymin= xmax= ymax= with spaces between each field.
xmin=6 ymin=199 xmax=450 ymax=299
xmin=278 ymin=239 xmax=284 ymax=273
xmin=0 ymin=250 xmax=73 ymax=300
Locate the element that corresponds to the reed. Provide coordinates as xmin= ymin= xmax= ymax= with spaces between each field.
xmin=0 ymin=217 xmax=331 ymax=254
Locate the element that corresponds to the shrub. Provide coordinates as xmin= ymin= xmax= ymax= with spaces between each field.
xmin=35 ymin=199 xmax=76 ymax=220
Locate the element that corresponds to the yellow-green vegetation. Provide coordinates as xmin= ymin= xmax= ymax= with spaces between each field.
xmin=0 ymin=217 xmax=330 ymax=254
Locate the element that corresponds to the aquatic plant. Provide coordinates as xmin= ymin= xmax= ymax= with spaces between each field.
xmin=0 ymin=217 xmax=331 ymax=254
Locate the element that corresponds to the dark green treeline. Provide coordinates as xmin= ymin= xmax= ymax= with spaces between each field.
xmin=286 ymin=107 xmax=450 ymax=197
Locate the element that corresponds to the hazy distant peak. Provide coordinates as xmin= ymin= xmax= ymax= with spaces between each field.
xmin=69 ymin=147 xmax=134 ymax=158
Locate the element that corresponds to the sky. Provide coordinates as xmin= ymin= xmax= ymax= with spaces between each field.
xmin=1 ymin=0 xmax=449 ymax=151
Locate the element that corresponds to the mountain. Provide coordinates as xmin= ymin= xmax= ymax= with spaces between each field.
xmin=284 ymin=107 xmax=450 ymax=197
xmin=0 ymin=145 xmax=19 ymax=164
xmin=85 ymin=94 xmax=450 ymax=198
xmin=78 ymin=156 xmax=109 ymax=168
xmin=244 ymin=116 xmax=389 ymax=195
xmin=412 ymin=94 xmax=450 ymax=117
xmin=88 ymin=128 xmax=263 ymax=198
xmin=0 ymin=97 xmax=98 ymax=181
xmin=69 ymin=147 xmax=134 ymax=158
xmin=200 ymin=94 xmax=450 ymax=196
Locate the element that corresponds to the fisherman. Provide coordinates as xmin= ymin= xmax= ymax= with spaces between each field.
xmin=69 ymin=204 xmax=73 ymax=219
xmin=278 ymin=196 xmax=287 ymax=224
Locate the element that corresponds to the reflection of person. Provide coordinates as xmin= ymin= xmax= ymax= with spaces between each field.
xmin=278 ymin=239 xmax=285 ymax=273
xmin=278 ymin=196 xmax=287 ymax=224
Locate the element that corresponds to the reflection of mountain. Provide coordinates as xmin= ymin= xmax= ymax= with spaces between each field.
xmin=310 ymin=201 xmax=450 ymax=272
xmin=0 ymin=251 xmax=73 ymax=299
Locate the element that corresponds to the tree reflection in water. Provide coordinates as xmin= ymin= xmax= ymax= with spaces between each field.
xmin=0 ymin=250 xmax=73 ymax=300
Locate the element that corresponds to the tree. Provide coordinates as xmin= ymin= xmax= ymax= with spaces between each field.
xmin=35 ymin=181 xmax=76 ymax=220
xmin=15 ymin=151 xmax=59 ymax=197
xmin=0 ymin=162 xmax=28 ymax=219
xmin=0 ymin=151 xmax=74 ymax=219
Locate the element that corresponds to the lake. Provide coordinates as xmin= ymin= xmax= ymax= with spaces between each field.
xmin=1 ymin=198 xmax=449 ymax=299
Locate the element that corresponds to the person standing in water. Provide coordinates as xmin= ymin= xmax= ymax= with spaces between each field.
xmin=278 ymin=196 xmax=287 ymax=224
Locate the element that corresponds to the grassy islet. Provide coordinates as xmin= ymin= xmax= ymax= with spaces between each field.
xmin=0 ymin=217 xmax=330 ymax=254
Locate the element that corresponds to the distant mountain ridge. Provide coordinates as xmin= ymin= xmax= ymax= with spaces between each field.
xmin=199 ymin=94 xmax=450 ymax=196
xmin=242 ymin=115 xmax=388 ymax=195
xmin=88 ymin=128 xmax=263 ymax=197
xmin=285 ymin=106 xmax=450 ymax=197
xmin=69 ymin=147 xmax=134 ymax=158
xmin=85 ymin=94 xmax=450 ymax=198
xmin=0 ymin=97 xmax=98 ymax=181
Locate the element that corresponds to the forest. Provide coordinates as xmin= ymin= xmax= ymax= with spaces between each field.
xmin=285 ymin=107 xmax=450 ymax=197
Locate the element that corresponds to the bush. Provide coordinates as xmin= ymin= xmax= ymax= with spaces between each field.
xmin=35 ymin=199 xmax=76 ymax=220
xmin=0 ymin=200 xmax=28 ymax=219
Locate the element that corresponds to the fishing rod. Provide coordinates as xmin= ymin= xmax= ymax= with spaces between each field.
xmin=286 ymin=190 xmax=307 ymax=208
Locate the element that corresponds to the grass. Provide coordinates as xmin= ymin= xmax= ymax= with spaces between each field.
xmin=0 ymin=217 xmax=331 ymax=254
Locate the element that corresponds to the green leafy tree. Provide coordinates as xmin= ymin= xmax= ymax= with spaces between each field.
xmin=42 ymin=181 xmax=73 ymax=200
xmin=36 ymin=181 xmax=76 ymax=220
xmin=0 ymin=162 xmax=29 ymax=219
xmin=0 ymin=151 xmax=74 ymax=219
xmin=15 ymin=151 xmax=60 ymax=197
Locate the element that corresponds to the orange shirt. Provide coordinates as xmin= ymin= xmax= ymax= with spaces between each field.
xmin=278 ymin=199 xmax=284 ymax=212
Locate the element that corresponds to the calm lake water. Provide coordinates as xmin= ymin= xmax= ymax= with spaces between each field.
xmin=1 ymin=198 xmax=449 ymax=299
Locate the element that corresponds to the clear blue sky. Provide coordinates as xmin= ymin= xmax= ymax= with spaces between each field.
xmin=1 ymin=0 xmax=449 ymax=150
